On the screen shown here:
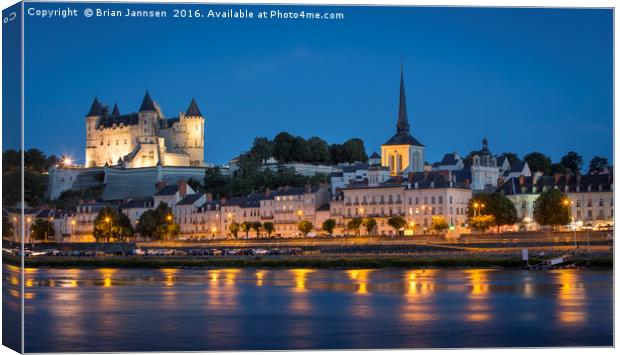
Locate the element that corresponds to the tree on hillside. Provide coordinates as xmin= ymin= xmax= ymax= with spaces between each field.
xmin=203 ymin=167 xmax=230 ymax=198
xmin=272 ymin=132 xmax=295 ymax=163
xmin=589 ymin=156 xmax=609 ymax=174
xmin=322 ymin=219 xmax=337 ymax=237
xmin=387 ymin=216 xmax=407 ymax=236
xmin=251 ymin=137 xmax=274 ymax=164
xmin=533 ymin=188 xmax=571 ymax=227
xmin=346 ymin=217 xmax=363 ymax=236
xmin=343 ymin=138 xmax=368 ymax=163
xmin=430 ymin=215 xmax=449 ymax=233
xmin=307 ymin=137 xmax=331 ymax=163
xmin=524 ymin=152 xmax=552 ymax=175
xmin=298 ymin=220 xmax=313 ymax=237
xmin=560 ymin=151 xmax=583 ymax=174
xmin=263 ymin=222 xmax=275 ymax=238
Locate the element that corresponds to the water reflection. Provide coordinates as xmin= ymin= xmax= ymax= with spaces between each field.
xmin=466 ymin=269 xmax=491 ymax=322
xmin=555 ymin=270 xmax=586 ymax=325
xmin=401 ymin=269 xmax=437 ymax=323
xmin=5 ymin=266 xmax=611 ymax=352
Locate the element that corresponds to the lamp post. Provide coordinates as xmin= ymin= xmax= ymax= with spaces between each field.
xmin=563 ymin=199 xmax=577 ymax=249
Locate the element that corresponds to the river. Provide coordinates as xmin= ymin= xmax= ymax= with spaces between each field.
xmin=3 ymin=266 xmax=612 ymax=352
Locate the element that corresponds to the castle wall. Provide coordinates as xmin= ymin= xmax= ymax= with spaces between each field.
xmin=86 ymin=125 xmax=138 ymax=166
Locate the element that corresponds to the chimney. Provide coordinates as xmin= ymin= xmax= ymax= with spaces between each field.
xmin=554 ymin=172 xmax=561 ymax=184
xmin=156 ymin=181 xmax=167 ymax=192
xmin=178 ymin=180 xmax=188 ymax=197
xmin=533 ymin=171 xmax=542 ymax=184
xmin=576 ymin=172 xmax=582 ymax=184
xmin=305 ymin=184 xmax=311 ymax=193
xmin=519 ymin=175 xmax=525 ymax=186
xmin=464 ymin=178 xmax=470 ymax=187
xmin=265 ymin=188 xmax=271 ymax=197
xmin=407 ymin=172 xmax=414 ymax=182
xmin=205 ymin=193 xmax=213 ymax=202
xmin=497 ymin=176 xmax=505 ymax=187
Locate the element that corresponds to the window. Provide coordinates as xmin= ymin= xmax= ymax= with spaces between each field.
xmin=521 ymin=201 xmax=526 ymax=209
xmin=431 ymin=196 xmax=435 ymax=204
xmin=587 ymin=199 xmax=592 ymax=207
xmin=449 ymin=196 xmax=453 ymax=204
xmin=599 ymin=199 xmax=604 ymax=207
xmin=576 ymin=200 xmax=581 ymax=207
xmin=438 ymin=196 xmax=443 ymax=204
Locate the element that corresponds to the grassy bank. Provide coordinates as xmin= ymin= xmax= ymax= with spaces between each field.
xmin=4 ymin=254 xmax=613 ymax=269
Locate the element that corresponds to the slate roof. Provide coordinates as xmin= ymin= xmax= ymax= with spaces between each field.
xmin=87 ymin=97 xmax=102 ymax=117
xmin=177 ymin=193 xmax=205 ymax=206
xmin=275 ymin=186 xmax=319 ymax=196
xmin=120 ymin=198 xmax=154 ymax=209
xmin=186 ymin=98 xmax=203 ymax=117
xmin=154 ymin=185 xmax=179 ymax=196
xmin=369 ymin=152 xmax=381 ymax=159
xmin=98 ymin=113 xmax=139 ymax=128
xmin=160 ymin=117 xmax=180 ymax=129
xmin=111 ymin=103 xmax=120 ymax=117
xmin=342 ymin=163 xmax=369 ymax=173
xmin=139 ymin=91 xmax=157 ymax=112
xmin=438 ymin=153 xmax=461 ymax=166
xmin=498 ymin=173 xmax=613 ymax=196
xmin=384 ymin=131 xmax=425 ymax=146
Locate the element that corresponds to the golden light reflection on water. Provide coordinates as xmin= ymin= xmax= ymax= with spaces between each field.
xmin=346 ymin=269 xmax=372 ymax=295
xmin=466 ymin=269 xmax=492 ymax=322
xmin=98 ymin=268 xmax=116 ymax=287
xmin=255 ymin=270 xmax=266 ymax=287
xmin=291 ymin=269 xmax=314 ymax=293
xmin=206 ymin=269 xmax=239 ymax=309
xmin=161 ymin=268 xmax=178 ymax=287
xmin=556 ymin=270 xmax=586 ymax=325
xmin=289 ymin=269 xmax=315 ymax=314
xmin=401 ymin=269 xmax=437 ymax=323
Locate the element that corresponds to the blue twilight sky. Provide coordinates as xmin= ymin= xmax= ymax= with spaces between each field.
xmin=19 ymin=4 xmax=613 ymax=166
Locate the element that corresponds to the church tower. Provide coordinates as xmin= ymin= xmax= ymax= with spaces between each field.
xmin=381 ymin=65 xmax=425 ymax=175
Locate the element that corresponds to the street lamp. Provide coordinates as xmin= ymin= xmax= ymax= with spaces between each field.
xmin=563 ymin=199 xmax=577 ymax=249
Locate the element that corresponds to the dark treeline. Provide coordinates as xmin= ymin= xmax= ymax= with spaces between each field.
xmin=249 ymin=132 xmax=368 ymax=165
xmin=3 ymin=149 xmax=59 ymax=208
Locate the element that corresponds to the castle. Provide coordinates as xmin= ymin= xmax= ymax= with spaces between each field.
xmin=85 ymin=92 xmax=205 ymax=168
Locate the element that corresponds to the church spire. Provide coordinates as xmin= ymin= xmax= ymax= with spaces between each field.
xmin=396 ymin=62 xmax=410 ymax=133
xmin=139 ymin=91 xmax=157 ymax=112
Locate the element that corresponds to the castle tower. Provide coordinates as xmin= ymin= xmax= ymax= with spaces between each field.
xmin=381 ymin=64 xmax=425 ymax=175
xmin=85 ymin=97 xmax=102 ymax=167
xmin=136 ymin=91 xmax=162 ymax=167
xmin=182 ymin=98 xmax=205 ymax=166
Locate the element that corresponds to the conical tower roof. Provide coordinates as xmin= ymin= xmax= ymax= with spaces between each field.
xmin=186 ymin=98 xmax=203 ymax=117
xmin=86 ymin=97 xmax=102 ymax=117
xmin=139 ymin=91 xmax=157 ymax=112
xmin=112 ymin=102 xmax=120 ymax=117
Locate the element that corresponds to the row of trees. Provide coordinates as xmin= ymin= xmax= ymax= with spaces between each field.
xmin=467 ymin=189 xmax=571 ymax=232
xmin=250 ymin=132 xmax=368 ymax=165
